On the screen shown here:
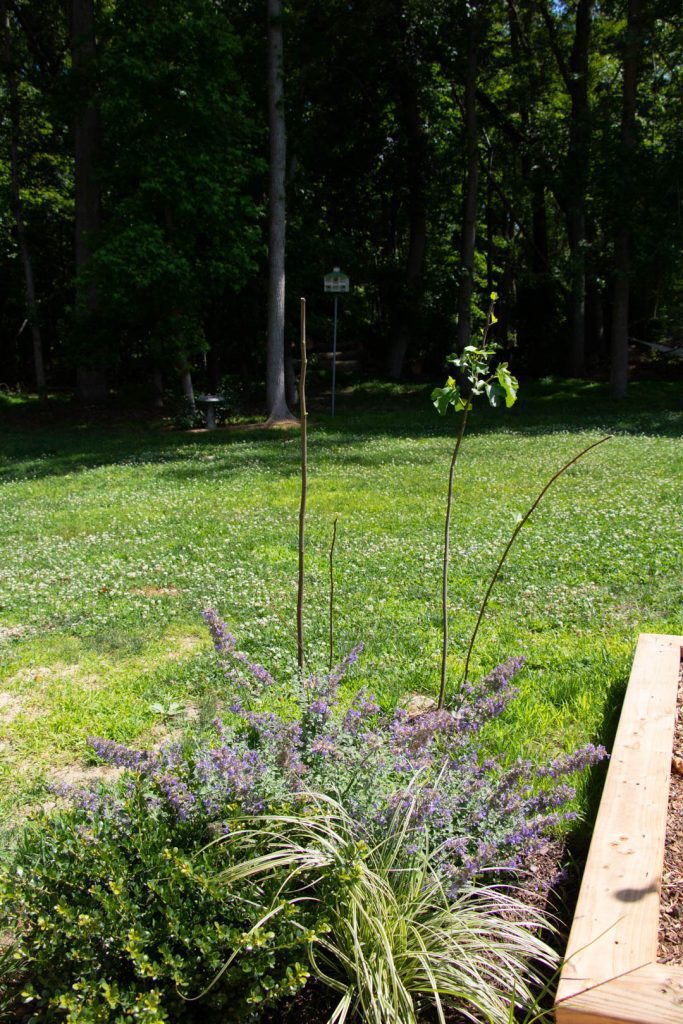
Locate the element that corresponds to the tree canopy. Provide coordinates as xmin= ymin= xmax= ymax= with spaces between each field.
xmin=1 ymin=0 xmax=681 ymax=403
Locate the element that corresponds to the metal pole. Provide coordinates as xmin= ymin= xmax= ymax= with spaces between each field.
xmin=331 ymin=294 xmax=338 ymax=416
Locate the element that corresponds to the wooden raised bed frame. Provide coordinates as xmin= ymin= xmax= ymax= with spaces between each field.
xmin=555 ymin=633 xmax=683 ymax=1024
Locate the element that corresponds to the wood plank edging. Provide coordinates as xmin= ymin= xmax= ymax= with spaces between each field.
xmin=555 ymin=633 xmax=683 ymax=1023
xmin=556 ymin=964 xmax=683 ymax=1024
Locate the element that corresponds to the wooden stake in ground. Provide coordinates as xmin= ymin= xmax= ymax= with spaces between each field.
xmin=328 ymin=516 xmax=338 ymax=671
xmin=296 ymin=297 xmax=307 ymax=673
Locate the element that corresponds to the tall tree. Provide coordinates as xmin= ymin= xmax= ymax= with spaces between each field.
xmin=610 ymin=0 xmax=642 ymax=398
xmin=1 ymin=0 xmax=45 ymax=396
xmin=266 ymin=0 xmax=293 ymax=422
xmin=455 ymin=4 xmax=480 ymax=350
xmin=538 ymin=0 xmax=594 ymax=376
xmin=70 ymin=0 xmax=107 ymax=402
xmin=386 ymin=9 xmax=428 ymax=379
xmin=89 ymin=0 xmax=261 ymax=394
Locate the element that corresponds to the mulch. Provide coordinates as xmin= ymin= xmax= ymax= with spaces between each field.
xmin=658 ymin=661 xmax=683 ymax=963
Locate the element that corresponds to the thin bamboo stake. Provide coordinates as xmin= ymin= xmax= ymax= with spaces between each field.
xmin=296 ymin=297 xmax=307 ymax=673
xmin=328 ymin=516 xmax=338 ymax=671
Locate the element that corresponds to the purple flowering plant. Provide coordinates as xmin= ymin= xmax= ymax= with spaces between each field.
xmin=70 ymin=610 xmax=605 ymax=898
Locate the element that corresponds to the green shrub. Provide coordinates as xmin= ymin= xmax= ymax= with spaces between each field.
xmin=0 ymin=777 xmax=312 ymax=1022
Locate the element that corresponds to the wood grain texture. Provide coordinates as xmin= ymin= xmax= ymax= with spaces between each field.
xmin=556 ymin=964 xmax=683 ymax=1024
xmin=555 ymin=633 xmax=683 ymax=1018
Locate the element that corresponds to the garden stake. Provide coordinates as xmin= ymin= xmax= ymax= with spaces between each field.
xmin=328 ymin=516 xmax=338 ymax=671
xmin=461 ymin=434 xmax=612 ymax=687
xmin=297 ymin=297 xmax=307 ymax=674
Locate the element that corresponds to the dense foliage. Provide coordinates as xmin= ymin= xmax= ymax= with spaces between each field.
xmin=0 ymin=610 xmax=605 ymax=1021
xmin=0 ymin=0 xmax=681 ymax=399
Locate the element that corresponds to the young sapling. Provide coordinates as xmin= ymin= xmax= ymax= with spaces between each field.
xmin=432 ymin=294 xmax=518 ymax=708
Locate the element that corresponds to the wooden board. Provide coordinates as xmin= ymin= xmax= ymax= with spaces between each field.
xmin=555 ymin=633 xmax=683 ymax=1024
xmin=556 ymin=964 xmax=683 ymax=1024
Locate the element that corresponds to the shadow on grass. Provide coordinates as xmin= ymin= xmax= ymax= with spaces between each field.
xmin=0 ymin=379 xmax=680 ymax=485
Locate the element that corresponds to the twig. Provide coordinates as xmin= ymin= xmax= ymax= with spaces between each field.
xmin=328 ymin=516 xmax=338 ymax=671
xmin=297 ymin=297 xmax=307 ymax=673
xmin=461 ymin=435 xmax=612 ymax=687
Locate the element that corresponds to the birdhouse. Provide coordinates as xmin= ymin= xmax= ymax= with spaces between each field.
xmin=323 ymin=267 xmax=350 ymax=293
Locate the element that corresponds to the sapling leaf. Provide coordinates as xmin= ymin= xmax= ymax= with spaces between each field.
xmin=431 ymin=383 xmax=462 ymax=415
xmin=431 ymin=387 xmax=450 ymax=416
xmin=496 ymin=363 xmax=519 ymax=407
xmin=485 ymin=382 xmax=506 ymax=408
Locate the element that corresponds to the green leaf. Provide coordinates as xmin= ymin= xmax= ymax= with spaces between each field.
xmin=431 ymin=386 xmax=452 ymax=416
xmin=485 ymin=382 xmax=506 ymax=408
xmin=496 ymin=363 xmax=519 ymax=408
xmin=431 ymin=381 xmax=466 ymax=414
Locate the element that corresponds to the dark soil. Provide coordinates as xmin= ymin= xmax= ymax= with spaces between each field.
xmin=658 ymin=660 xmax=683 ymax=963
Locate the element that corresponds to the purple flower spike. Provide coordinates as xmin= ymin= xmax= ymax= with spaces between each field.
xmin=88 ymin=736 xmax=157 ymax=773
xmin=202 ymin=608 xmax=275 ymax=690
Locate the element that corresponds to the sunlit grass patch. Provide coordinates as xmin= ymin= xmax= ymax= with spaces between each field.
xmin=0 ymin=380 xmax=681 ymax=834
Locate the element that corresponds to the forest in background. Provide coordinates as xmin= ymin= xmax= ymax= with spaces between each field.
xmin=1 ymin=0 xmax=681 ymax=410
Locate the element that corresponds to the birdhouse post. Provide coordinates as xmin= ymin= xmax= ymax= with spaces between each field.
xmin=323 ymin=267 xmax=350 ymax=416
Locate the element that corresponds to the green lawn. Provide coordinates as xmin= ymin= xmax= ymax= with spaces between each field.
xmin=0 ymin=379 xmax=681 ymax=836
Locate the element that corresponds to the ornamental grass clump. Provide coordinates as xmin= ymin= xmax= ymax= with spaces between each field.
xmin=214 ymin=792 xmax=558 ymax=1024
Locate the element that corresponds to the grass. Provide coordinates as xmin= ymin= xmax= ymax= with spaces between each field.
xmin=0 ymin=378 xmax=681 ymax=838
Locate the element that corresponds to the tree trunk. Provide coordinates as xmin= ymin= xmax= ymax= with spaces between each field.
xmin=485 ymin=147 xmax=494 ymax=294
xmin=506 ymin=0 xmax=557 ymax=373
xmin=152 ymin=367 xmax=164 ymax=408
xmin=386 ymin=59 xmax=427 ymax=379
xmin=610 ymin=0 xmax=641 ymax=398
xmin=537 ymin=0 xmax=593 ymax=376
xmin=567 ymin=206 xmax=587 ymax=375
xmin=180 ymin=367 xmax=195 ymax=405
xmin=265 ymin=0 xmax=293 ymax=423
xmin=456 ymin=11 xmax=479 ymax=351
xmin=565 ymin=0 xmax=593 ymax=376
xmin=587 ymin=275 xmax=605 ymax=367
xmin=1 ymin=0 xmax=46 ymax=397
xmin=70 ymin=0 xmax=107 ymax=403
